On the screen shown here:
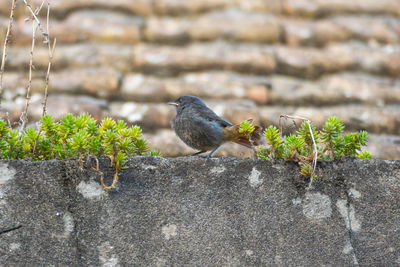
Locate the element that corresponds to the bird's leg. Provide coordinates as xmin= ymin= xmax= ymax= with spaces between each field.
xmin=206 ymin=145 xmax=221 ymax=159
xmin=191 ymin=151 xmax=206 ymax=156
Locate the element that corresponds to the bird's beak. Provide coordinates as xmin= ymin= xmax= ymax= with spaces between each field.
xmin=168 ymin=101 xmax=179 ymax=106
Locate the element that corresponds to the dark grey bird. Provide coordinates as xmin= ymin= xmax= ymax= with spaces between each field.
xmin=168 ymin=95 xmax=262 ymax=158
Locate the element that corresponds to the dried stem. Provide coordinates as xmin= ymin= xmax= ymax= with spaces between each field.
xmin=101 ymin=171 xmax=119 ymax=190
xmin=32 ymin=122 xmax=41 ymax=157
xmin=23 ymin=0 xmax=49 ymax=43
xmin=306 ymin=120 xmax=318 ymax=188
xmin=279 ymin=115 xmax=318 ymax=189
xmin=90 ymin=156 xmax=119 ymax=190
xmin=5 ymin=112 xmax=11 ymax=127
xmin=33 ymin=1 xmax=55 ymax=154
xmin=42 ymin=1 xmax=56 ymax=117
xmin=0 ymin=0 xmax=17 ymax=108
xmin=20 ymin=21 xmax=37 ymax=133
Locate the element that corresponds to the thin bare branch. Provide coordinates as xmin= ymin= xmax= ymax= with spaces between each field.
xmin=42 ymin=1 xmax=56 ymax=117
xmin=23 ymin=0 xmax=49 ymax=43
xmin=35 ymin=0 xmax=45 ymax=15
xmin=0 ymin=0 xmax=17 ymax=108
xmin=20 ymin=21 xmax=37 ymax=134
xmin=34 ymin=1 xmax=56 ymax=155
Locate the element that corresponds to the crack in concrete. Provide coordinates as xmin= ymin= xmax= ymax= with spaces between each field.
xmin=60 ymin=161 xmax=82 ymax=266
xmin=344 ymin=189 xmax=360 ymax=267
xmin=0 ymin=225 xmax=22 ymax=235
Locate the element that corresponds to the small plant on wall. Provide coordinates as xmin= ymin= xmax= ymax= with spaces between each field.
xmin=240 ymin=116 xmax=371 ymax=186
xmin=0 ymin=113 xmax=161 ymax=189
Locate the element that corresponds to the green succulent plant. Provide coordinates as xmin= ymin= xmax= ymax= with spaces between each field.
xmin=252 ymin=116 xmax=371 ymax=181
xmin=0 ymin=113 xmax=161 ymax=189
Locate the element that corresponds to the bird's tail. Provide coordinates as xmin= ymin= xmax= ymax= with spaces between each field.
xmin=222 ymin=120 xmax=263 ymax=148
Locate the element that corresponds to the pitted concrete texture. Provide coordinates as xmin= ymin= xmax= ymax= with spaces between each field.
xmin=0 ymin=157 xmax=399 ymax=266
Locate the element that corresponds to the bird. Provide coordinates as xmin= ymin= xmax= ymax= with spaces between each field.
xmin=168 ymin=95 xmax=263 ymax=158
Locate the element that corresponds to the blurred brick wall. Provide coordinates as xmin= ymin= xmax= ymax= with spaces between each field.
xmin=1 ymin=0 xmax=400 ymax=158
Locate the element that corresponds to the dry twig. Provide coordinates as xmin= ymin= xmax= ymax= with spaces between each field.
xmin=20 ymin=20 xmax=37 ymax=133
xmin=23 ymin=0 xmax=49 ymax=43
xmin=0 ymin=0 xmax=17 ymax=108
xmin=90 ymin=156 xmax=119 ymax=190
xmin=33 ymin=1 xmax=56 ymax=155
xmin=5 ymin=112 xmax=11 ymax=127
xmin=42 ymin=1 xmax=56 ymax=117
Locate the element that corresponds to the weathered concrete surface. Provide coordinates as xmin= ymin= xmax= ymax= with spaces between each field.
xmin=0 ymin=157 xmax=399 ymax=266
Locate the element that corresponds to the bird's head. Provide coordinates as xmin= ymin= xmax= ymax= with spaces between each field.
xmin=168 ymin=95 xmax=206 ymax=113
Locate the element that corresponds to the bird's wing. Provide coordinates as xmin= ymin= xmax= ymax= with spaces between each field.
xmin=193 ymin=105 xmax=233 ymax=127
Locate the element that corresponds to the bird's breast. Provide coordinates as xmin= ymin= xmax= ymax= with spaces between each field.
xmin=171 ymin=112 xmax=225 ymax=150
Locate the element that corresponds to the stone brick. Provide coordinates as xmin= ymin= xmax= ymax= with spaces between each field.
xmin=285 ymin=0 xmax=400 ymax=17
xmin=275 ymin=45 xmax=354 ymax=78
xmin=0 ymin=96 xmax=26 ymax=122
xmin=145 ymin=9 xmax=280 ymax=44
xmin=331 ymin=15 xmax=400 ymax=44
xmin=194 ymin=10 xmax=280 ymax=43
xmin=121 ymin=71 xmax=271 ymax=104
xmin=267 ymin=75 xmax=325 ymax=105
xmin=9 ymin=10 xmax=142 ymax=45
xmin=153 ymin=0 xmax=230 ymax=15
xmin=259 ymin=104 xmax=400 ymax=135
xmin=144 ymin=17 xmax=190 ymax=44
xmin=29 ymin=0 xmax=153 ymax=18
xmin=312 ymin=20 xmax=351 ymax=45
xmin=120 ymin=74 xmax=168 ymax=102
xmin=282 ymin=18 xmax=352 ymax=46
xmin=0 ymin=68 xmax=121 ymax=99
xmin=281 ymin=19 xmax=316 ymax=46
xmin=143 ymin=129 xmax=194 ymax=157
xmin=319 ymin=73 xmax=400 ymax=105
xmin=292 ymin=105 xmax=400 ymax=134
xmin=29 ymin=93 xmax=108 ymax=121
xmin=174 ymin=72 xmax=270 ymax=105
xmin=2 ymin=46 xmax=52 ymax=71
xmin=49 ymin=67 xmax=121 ymax=98
xmin=342 ymin=42 xmax=400 ymax=77
xmin=50 ymin=10 xmax=143 ymax=44
xmin=281 ymin=15 xmax=399 ymax=46
xmin=258 ymin=106 xmax=298 ymax=128
xmin=275 ymin=43 xmax=400 ymax=78
xmin=5 ymin=44 xmax=132 ymax=72
xmin=0 ymin=108 xmax=23 ymax=124
xmin=109 ymin=102 xmax=176 ymax=131
xmin=268 ymin=73 xmax=400 ymax=105
xmin=0 ymin=16 xmax=7 ymax=41
xmin=0 ymin=1 xmax=27 ymax=18
xmin=206 ymin=99 xmax=261 ymax=125
xmin=235 ymin=0 xmax=286 ymax=14
xmin=132 ymin=42 xmax=276 ymax=75
xmin=1 ymin=72 xmax=46 ymax=96
xmin=367 ymin=134 xmax=400 ymax=160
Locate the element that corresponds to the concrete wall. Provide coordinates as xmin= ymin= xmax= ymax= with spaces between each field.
xmin=1 ymin=0 xmax=400 ymax=159
xmin=0 ymin=157 xmax=399 ymax=266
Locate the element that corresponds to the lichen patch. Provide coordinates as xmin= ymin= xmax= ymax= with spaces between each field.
xmin=162 ymin=224 xmax=177 ymax=240
xmin=303 ymin=192 xmax=332 ymax=219
xmin=248 ymin=167 xmax=263 ymax=188
xmin=77 ymin=180 xmax=106 ymax=200
xmin=0 ymin=163 xmax=16 ymax=185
